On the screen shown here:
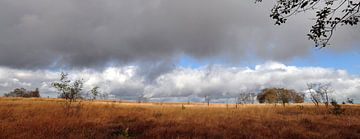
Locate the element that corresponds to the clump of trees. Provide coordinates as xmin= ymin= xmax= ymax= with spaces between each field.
xmin=257 ymin=88 xmax=304 ymax=106
xmin=4 ymin=88 xmax=40 ymax=98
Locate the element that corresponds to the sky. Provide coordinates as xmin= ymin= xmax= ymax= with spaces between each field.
xmin=0 ymin=0 xmax=359 ymax=102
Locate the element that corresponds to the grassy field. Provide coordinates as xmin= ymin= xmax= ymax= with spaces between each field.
xmin=1 ymin=97 xmax=360 ymax=138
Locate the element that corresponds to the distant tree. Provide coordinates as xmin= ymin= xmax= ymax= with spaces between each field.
xmin=291 ymin=91 xmax=305 ymax=103
xmin=346 ymin=98 xmax=354 ymax=104
xmin=90 ymin=86 xmax=100 ymax=100
xmin=257 ymin=87 xmax=304 ymax=106
xmin=257 ymin=0 xmax=360 ymax=47
xmin=276 ymin=88 xmax=292 ymax=106
xmin=4 ymin=88 xmax=26 ymax=97
xmin=257 ymin=88 xmax=278 ymax=103
xmin=307 ymin=83 xmax=321 ymax=106
xmin=235 ymin=91 xmax=256 ymax=108
xmin=51 ymin=72 xmax=84 ymax=102
xmin=137 ymin=93 xmax=148 ymax=103
xmin=30 ymin=88 xmax=40 ymax=98
xmin=4 ymin=88 xmax=40 ymax=98
xmin=307 ymin=82 xmax=333 ymax=107
xmin=204 ymin=95 xmax=211 ymax=106
xmin=237 ymin=91 xmax=256 ymax=104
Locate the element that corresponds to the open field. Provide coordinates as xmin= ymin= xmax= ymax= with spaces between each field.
xmin=1 ymin=97 xmax=360 ymax=138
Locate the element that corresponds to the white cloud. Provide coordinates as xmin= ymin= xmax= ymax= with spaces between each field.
xmin=0 ymin=62 xmax=359 ymax=102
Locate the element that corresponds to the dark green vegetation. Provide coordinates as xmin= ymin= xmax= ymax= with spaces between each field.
xmin=4 ymin=88 xmax=40 ymax=98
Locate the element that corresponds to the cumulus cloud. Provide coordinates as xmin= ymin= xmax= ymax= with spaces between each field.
xmin=0 ymin=62 xmax=359 ymax=102
xmin=0 ymin=0 xmax=359 ymax=68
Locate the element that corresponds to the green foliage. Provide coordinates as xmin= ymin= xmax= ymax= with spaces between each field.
xmin=51 ymin=72 xmax=83 ymax=102
xmin=90 ymin=86 xmax=100 ymax=100
xmin=4 ymin=88 xmax=40 ymax=98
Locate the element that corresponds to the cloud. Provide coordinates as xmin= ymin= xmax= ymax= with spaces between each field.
xmin=1 ymin=62 xmax=359 ymax=102
xmin=0 ymin=0 xmax=359 ymax=68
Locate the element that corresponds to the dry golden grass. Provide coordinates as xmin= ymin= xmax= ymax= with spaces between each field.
xmin=1 ymin=97 xmax=360 ymax=139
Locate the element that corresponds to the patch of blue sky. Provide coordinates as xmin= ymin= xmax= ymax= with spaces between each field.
xmin=178 ymin=48 xmax=360 ymax=75
xmin=289 ymin=48 xmax=360 ymax=74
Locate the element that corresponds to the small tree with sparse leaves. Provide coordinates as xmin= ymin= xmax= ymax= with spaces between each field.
xmin=90 ymin=86 xmax=100 ymax=100
xmin=51 ymin=72 xmax=84 ymax=102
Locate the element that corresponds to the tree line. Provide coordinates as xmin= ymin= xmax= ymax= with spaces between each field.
xmin=4 ymin=88 xmax=40 ymax=98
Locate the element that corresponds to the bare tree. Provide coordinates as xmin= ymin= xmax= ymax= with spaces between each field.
xmin=235 ymin=90 xmax=256 ymax=108
xmin=307 ymin=83 xmax=321 ymax=106
xmin=319 ymin=83 xmax=333 ymax=107
xmin=307 ymin=82 xmax=334 ymax=107
xmin=237 ymin=92 xmax=256 ymax=104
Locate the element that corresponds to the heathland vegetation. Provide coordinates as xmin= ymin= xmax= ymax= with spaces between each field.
xmin=1 ymin=72 xmax=359 ymax=138
xmin=1 ymin=97 xmax=360 ymax=138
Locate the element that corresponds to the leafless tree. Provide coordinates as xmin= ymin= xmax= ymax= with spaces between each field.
xmin=307 ymin=83 xmax=321 ymax=106
xmin=307 ymin=82 xmax=334 ymax=107
xmin=319 ymin=83 xmax=334 ymax=107
xmin=236 ymin=90 xmax=256 ymax=108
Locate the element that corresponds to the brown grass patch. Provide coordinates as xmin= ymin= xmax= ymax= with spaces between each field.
xmin=1 ymin=97 xmax=360 ymax=138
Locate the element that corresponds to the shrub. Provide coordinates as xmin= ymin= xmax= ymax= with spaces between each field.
xmin=329 ymin=99 xmax=345 ymax=115
xmin=51 ymin=72 xmax=83 ymax=102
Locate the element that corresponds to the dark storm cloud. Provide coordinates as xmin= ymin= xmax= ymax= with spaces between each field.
xmin=0 ymin=0 xmax=359 ymax=68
